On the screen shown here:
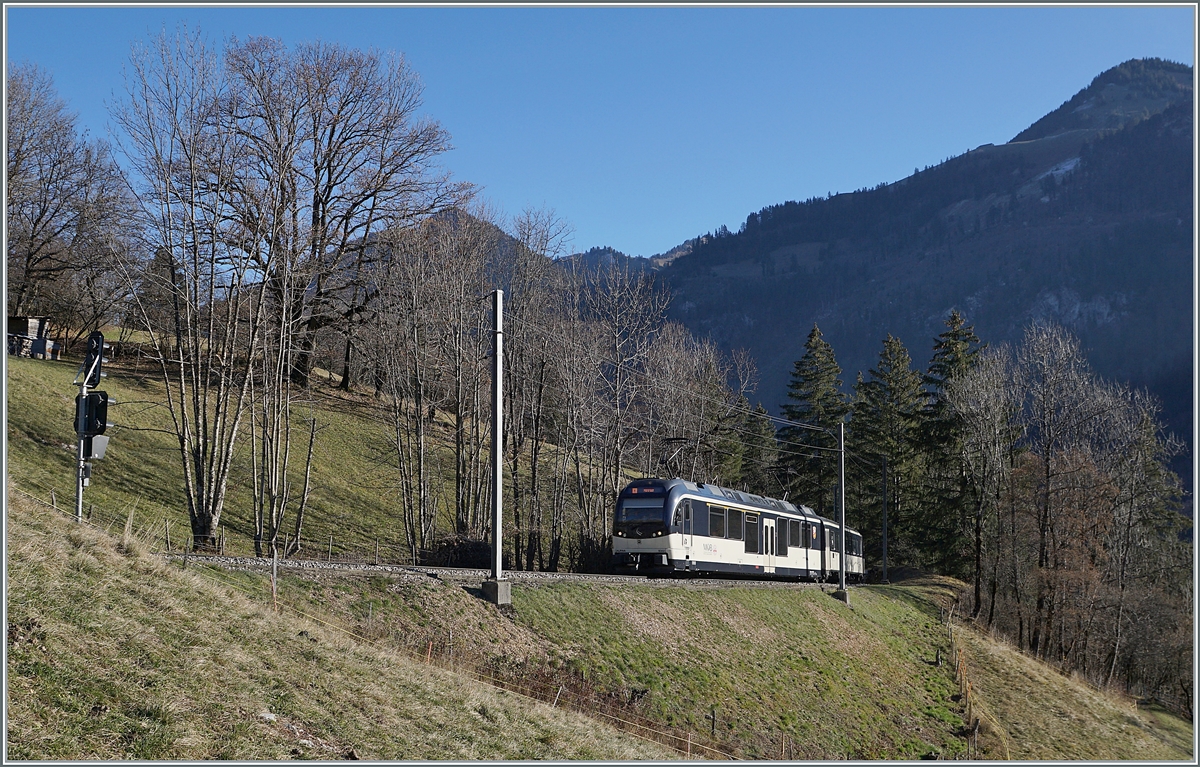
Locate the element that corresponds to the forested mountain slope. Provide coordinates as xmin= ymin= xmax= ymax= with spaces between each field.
xmin=653 ymin=58 xmax=1193 ymax=483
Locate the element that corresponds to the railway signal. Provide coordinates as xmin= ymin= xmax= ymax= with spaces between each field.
xmin=76 ymin=391 xmax=109 ymax=435
xmin=80 ymin=330 xmax=108 ymax=387
xmin=72 ymin=331 xmax=115 ymax=522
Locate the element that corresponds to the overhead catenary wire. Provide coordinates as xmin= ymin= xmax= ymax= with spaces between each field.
xmin=500 ymin=310 xmax=839 ymax=436
xmin=361 ymin=302 xmax=866 ymax=499
xmin=364 ymin=292 xmax=851 ymax=464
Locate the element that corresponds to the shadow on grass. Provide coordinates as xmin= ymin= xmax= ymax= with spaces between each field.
xmin=864 ymin=580 xmax=964 ymax=624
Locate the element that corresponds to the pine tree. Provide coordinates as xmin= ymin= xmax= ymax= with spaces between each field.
xmin=849 ymin=335 xmax=925 ymax=571
xmin=778 ymin=325 xmax=848 ymax=516
xmin=738 ymin=403 xmax=781 ymax=496
xmin=918 ymin=309 xmax=984 ymax=576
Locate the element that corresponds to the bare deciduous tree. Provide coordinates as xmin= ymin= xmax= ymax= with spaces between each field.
xmin=7 ymin=63 xmax=136 ymax=338
xmin=949 ymin=322 xmax=1190 ymax=710
xmin=114 ymin=27 xmax=262 ymax=550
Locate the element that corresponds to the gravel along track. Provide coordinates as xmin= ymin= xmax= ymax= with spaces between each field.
xmin=159 ymin=553 xmax=839 ymax=591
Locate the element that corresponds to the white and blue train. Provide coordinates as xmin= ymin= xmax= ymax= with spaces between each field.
xmin=610 ymin=477 xmax=865 ymax=581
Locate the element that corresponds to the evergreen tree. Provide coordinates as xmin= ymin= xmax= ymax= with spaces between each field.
xmin=738 ymin=402 xmax=781 ymax=496
xmin=918 ymin=309 xmax=984 ymax=576
xmin=848 ymin=335 xmax=925 ymax=572
xmin=778 ymin=325 xmax=849 ymax=516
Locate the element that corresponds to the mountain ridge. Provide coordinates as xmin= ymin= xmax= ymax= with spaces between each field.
xmin=570 ymin=57 xmax=1194 ymax=487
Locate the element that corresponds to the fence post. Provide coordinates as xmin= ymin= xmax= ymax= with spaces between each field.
xmin=375 ymin=539 xmax=380 ymax=565
xmin=164 ymin=519 xmax=171 ymax=552
xmin=50 ymin=489 xmax=57 ymax=511
xmin=328 ymin=534 xmax=333 ymax=561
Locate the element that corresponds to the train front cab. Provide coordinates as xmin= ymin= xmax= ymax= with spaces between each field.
xmin=610 ymin=479 xmax=679 ymax=575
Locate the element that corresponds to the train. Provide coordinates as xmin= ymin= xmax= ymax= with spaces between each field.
xmin=610 ymin=477 xmax=865 ymax=582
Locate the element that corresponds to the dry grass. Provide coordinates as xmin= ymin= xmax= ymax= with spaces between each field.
xmin=4 ymin=489 xmax=679 ymax=760
xmin=957 ymin=624 xmax=1193 ymax=760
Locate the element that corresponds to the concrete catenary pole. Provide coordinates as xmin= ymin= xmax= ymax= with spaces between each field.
xmin=482 ymin=290 xmax=511 ymax=603
xmin=491 ymin=289 xmax=504 ymax=582
xmin=838 ymin=421 xmax=847 ymax=593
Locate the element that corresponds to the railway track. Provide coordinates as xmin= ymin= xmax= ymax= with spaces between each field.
xmin=160 ymin=552 xmax=842 ymax=591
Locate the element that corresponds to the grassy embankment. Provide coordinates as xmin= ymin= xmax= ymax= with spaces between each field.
xmin=5 ymin=489 xmax=680 ymax=760
xmin=7 ymin=353 xmax=1194 ymax=760
xmin=7 ymin=353 xmax=427 ymax=560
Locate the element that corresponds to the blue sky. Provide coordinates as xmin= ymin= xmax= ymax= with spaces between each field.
xmin=5 ymin=5 xmax=1195 ymax=257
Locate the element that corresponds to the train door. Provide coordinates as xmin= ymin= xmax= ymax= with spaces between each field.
xmin=811 ymin=523 xmax=820 ymax=580
xmin=762 ymin=518 xmax=775 ymax=574
xmin=682 ymin=500 xmax=693 ymax=569
xmin=820 ymin=523 xmax=831 ymax=581
xmin=827 ymin=524 xmax=840 ymax=582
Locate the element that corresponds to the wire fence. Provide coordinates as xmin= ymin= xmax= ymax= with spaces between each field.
xmin=10 ymin=483 xmax=738 ymax=760
xmin=945 ymin=602 xmax=1011 ymax=760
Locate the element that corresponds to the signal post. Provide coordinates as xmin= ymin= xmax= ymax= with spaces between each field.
xmin=73 ymin=331 xmax=112 ymax=522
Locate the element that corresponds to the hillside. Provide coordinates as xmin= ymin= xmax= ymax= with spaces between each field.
xmin=3 ymin=489 xmax=679 ymax=760
xmin=651 ymin=58 xmax=1193 ymax=485
xmin=6 ymin=355 xmax=415 ymax=562
xmin=6 ymin=487 xmax=1191 ymax=760
xmin=6 ymin=350 xmax=1194 ymax=759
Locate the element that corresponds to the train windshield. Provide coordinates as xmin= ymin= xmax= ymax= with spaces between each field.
xmin=617 ymin=498 xmax=666 ymax=523
xmin=614 ymin=497 xmax=669 ymax=539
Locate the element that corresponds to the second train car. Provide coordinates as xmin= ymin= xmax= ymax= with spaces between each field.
xmin=610 ymin=477 xmax=865 ymax=581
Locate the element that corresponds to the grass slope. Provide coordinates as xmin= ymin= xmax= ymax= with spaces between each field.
xmin=243 ymin=564 xmax=1194 ymax=760
xmin=6 ymin=354 xmax=412 ymax=558
xmin=7 ymin=353 xmax=1193 ymax=760
xmin=959 ymin=626 xmax=1193 ymax=760
xmin=4 ymin=491 xmax=678 ymax=760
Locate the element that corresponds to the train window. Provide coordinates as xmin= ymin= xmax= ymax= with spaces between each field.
xmin=790 ymin=520 xmax=801 ymax=552
xmin=809 ymin=524 xmax=820 ymax=550
xmin=710 ymin=507 xmax=726 ymax=538
xmin=744 ymin=514 xmax=759 ymax=554
xmin=728 ymin=509 xmax=743 ymax=541
xmin=848 ymin=533 xmax=862 ymax=557
xmin=776 ymin=522 xmax=787 ymax=557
